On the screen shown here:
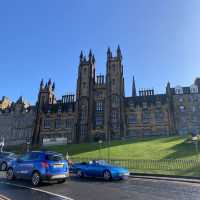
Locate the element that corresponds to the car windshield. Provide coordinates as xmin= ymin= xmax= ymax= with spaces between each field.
xmin=1 ymin=152 xmax=14 ymax=157
xmin=45 ymin=153 xmax=64 ymax=161
xmin=89 ymin=160 xmax=110 ymax=166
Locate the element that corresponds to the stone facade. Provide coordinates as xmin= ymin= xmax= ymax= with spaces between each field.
xmin=32 ymin=47 xmax=200 ymax=145
xmin=0 ymin=97 xmax=35 ymax=146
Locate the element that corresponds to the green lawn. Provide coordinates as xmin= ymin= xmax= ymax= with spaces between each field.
xmin=43 ymin=136 xmax=200 ymax=160
xmin=6 ymin=136 xmax=200 ymax=177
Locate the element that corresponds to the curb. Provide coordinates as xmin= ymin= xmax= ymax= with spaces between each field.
xmin=130 ymin=172 xmax=200 ymax=184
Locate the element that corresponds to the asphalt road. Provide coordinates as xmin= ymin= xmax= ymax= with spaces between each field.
xmin=0 ymin=172 xmax=200 ymax=200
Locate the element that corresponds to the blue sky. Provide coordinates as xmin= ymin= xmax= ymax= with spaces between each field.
xmin=0 ymin=0 xmax=200 ymax=104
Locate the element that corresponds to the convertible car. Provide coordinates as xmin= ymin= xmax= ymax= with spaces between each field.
xmin=71 ymin=160 xmax=129 ymax=180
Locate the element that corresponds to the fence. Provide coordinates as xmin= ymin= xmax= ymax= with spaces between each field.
xmin=70 ymin=157 xmax=200 ymax=176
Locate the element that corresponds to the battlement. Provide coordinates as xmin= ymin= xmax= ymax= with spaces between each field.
xmin=62 ymin=94 xmax=76 ymax=103
xmin=139 ymin=89 xmax=154 ymax=96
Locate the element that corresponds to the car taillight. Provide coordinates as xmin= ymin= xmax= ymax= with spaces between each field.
xmin=41 ymin=161 xmax=49 ymax=168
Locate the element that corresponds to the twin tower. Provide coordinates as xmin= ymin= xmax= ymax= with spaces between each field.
xmin=33 ymin=46 xmax=129 ymax=144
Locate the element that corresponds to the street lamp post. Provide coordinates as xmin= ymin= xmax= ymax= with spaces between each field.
xmin=0 ymin=138 xmax=4 ymax=152
xmin=98 ymin=140 xmax=103 ymax=159
xmin=26 ymin=138 xmax=31 ymax=152
xmin=192 ymin=135 xmax=199 ymax=159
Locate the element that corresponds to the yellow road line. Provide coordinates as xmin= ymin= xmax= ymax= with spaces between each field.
xmin=0 ymin=194 xmax=11 ymax=200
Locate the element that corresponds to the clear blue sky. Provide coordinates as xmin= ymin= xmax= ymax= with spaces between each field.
xmin=0 ymin=0 xmax=200 ymax=104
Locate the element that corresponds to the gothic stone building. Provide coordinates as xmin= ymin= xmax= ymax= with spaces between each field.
xmin=1 ymin=47 xmax=200 ymax=146
xmin=30 ymin=46 xmax=200 ymax=145
xmin=0 ymin=96 xmax=35 ymax=146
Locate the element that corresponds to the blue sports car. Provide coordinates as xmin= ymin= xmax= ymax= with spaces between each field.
xmin=72 ymin=160 xmax=129 ymax=180
xmin=7 ymin=151 xmax=69 ymax=186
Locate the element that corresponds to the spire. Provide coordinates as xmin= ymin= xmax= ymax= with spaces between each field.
xmin=117 ymin=45 xmax=122 ymax=60
xmin=92 ymin=54 xmax=95 ymax=64
xmin=166 ymin=81 xmax=171 ymax=96
xmin=89 ymin=49 xmax=92 ymax=58
xmin=80 ymin=50 xmax=83 ymax=62
xmin=48 ymin=78 xmax=52 ymax=86
xmin=132 ymin=76 xmax=136 ymax=97
xmin=52 ymin=82 xmax=55 ymax=91
xmin=40 ymin=79 xmax=44 ymax=89
xmin=107 ymin=47 xmax=112 ymax=59
xmin=83 ymin=56 xmax=87 ymax=62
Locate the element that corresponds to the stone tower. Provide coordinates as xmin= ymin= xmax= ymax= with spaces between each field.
xmin=105 ymin=46 xmax=126 ymax=140
xmin=76 ymin=50 xmax=96 ymax=142
xmin=32 ymin=79 xmax=56 ymax=145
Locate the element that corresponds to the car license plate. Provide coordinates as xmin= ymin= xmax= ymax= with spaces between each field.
xmin=51 ymin=174 xmax=66 ymax=179
xmin=53 ymin=164 xmax=63 ymax=168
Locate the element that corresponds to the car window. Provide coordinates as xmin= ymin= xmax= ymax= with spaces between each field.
xmin=29 ymin=152 xmax=41 ymax=160
xmin=19 ymin=153 xmax=31 ymax=161
xmin=45 ymin=154 xmax=64 ymax=161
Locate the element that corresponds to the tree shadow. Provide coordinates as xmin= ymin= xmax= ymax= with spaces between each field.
xmin=163 ymin=141 xmax=200 ymax=160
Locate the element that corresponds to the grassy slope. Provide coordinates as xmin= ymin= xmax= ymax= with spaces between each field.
xmin=44 ymin=136 xmax=200 ymax=160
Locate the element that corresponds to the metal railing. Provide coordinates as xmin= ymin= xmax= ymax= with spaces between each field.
xmin=70 ymin=157 xmax=200 ymax=176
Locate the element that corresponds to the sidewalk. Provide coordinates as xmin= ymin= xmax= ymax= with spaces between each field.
xmin=131 ymin=172 xmax=200 ymax=184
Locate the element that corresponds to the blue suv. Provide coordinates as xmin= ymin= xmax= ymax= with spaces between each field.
xmin=7 ymin=151 xmax=69 ymax=186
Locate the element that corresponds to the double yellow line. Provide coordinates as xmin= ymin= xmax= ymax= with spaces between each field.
xmin=0 ymin=194 xmax=11 ymax=200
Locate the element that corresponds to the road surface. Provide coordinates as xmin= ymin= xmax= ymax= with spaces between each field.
xmin=0 ymin=172 xmax=200 ymax=200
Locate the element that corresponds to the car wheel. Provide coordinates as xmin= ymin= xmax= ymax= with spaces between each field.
xmin=1 ymin=162 xmax=7 ymax=171
xmin=57 ymin=179 xmax=66 ymax=184
xmin=77 ymin=169 xmax=84 ymax=178
xmin=103 ymin=170 xmax=112 ymax=181
xmin=7 ymin=168 xmax=15 ymax=180
xmin=31 ymin=171 xmax=41 ymax=186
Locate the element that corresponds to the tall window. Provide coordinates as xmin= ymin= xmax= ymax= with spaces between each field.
xmin=80 ymin=111 xmax=86 ymax=123
xmin=83 ymin=82 xmax=86 ymax=89
xmin=66 ymin=119 xmax=73 ymax=129
xmin=112 ymin=95 xmax=119 ymax=105
xmin=155 ymin=111 xmax=164 ymax=123
xmin=44 ymin=119 xmax=51 ymax=129
xmin=55 ymin=119 xmax=62 ymax=129
xmin=80 ymin=125 xmax=87 ymax=136
xmin=112 ymin=111 xmax=118 ymax=123
xmin=96 ymin=101 xmax=104 ymax=112
xmin=142 ymin=111 xmax=151 ymax=123
xmin=128 ymin=114 xmax=137 ymax=124
xmin=96 ymin=115 xmax=104 ymax=126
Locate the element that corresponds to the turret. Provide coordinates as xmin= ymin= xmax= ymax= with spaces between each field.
xmin=132 ymin=76 xmax=137 ymax=97
xmin=40 ymin=79 xmax=44 ymax=89
xmin=117 ymin=45 xmax=122 ymax=60
xmin=107 ymin=47 xmax=112 ymax=59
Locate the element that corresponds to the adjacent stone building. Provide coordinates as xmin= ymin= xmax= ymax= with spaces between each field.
xmin=0 ymin=96 xmax=35 ymax=146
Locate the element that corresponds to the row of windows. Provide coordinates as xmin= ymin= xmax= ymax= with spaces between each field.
xmin=44 ymin=119 xmax=74 ymax=129
xmin=96 ymin=101 xmax=104 ymax=112
xmin=127 ymin=112 xmax=165 ymax=124
xmin=178 ymin=105 xmax=200 ymax=112
xmin=175 ymin=86 xmax=198 ymax=94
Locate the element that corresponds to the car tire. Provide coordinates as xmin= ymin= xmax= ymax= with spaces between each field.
xmin=77 ymin=169 xmax=84 ymax=178
xmin=1 ymin=162 xmax=7 ymax=171
xmin=57 ymin=179 xmax=66 ymax=184
xmin=7 ymin=168 xmax=15 ymax=180
xmin=103 ymin=170 xmax=112 ymax=181
xmin=31 ymin=171 xmax=41 ymax=186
